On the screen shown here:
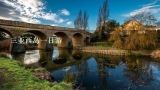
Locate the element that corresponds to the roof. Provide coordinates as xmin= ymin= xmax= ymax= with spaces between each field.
xmin=122 ymin=20 xmax=144 ymax=30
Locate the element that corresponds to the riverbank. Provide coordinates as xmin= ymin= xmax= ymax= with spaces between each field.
xmin=82 ymin=46 xmax=159 ymax=57
xmin=0 ymin=57 xmax=72 ymax=90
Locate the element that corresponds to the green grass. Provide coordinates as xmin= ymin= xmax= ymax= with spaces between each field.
xmin=0 ymin=57 xmax=72 ymax=90
xmin=91 ymin=42 xmax=113 ymax=48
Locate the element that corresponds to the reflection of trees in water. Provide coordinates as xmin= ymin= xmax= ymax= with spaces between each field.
xmin=106 ymin=56 xmax=122 ymax=68
xmin=96 ymin=56 xmax=121 ymax=69
xmin=39 ymin=48 xmax=90 ymax=70
xmin=58 ymin=48 xmax=71 ymax=60
xmin=95 ymin=56 xmax=127 ymax=90
xmin=78 ymin=61 xmax=88 ymax=76
xmin=97 ymin=58 xmax=107 ymax=90
xmin=40 ymin=48 xmax=71 ymax=66
xmin=72 ymin=50 xmax=83 ymax=60
xmin=52 ymin=48 xmax=71 ymax=64
xmin=39 ymin=50 xmax=52 ymax=67
xmin=12 ymin=53 xmax=25 ymax=63
xmin=124 ymin=57 xmax=153 ymax=86
xmin=153 ymin=62 xmax=160 ymax=71
xmin=74 ymin=60 xmax=89 ymax=89
xmin=96 ymin=56 xmax=121 ymax=90
xmin=64 ymin=72 xmax=76 ymax=83
xmin=75 ymin=61 xmax=88 ymax=84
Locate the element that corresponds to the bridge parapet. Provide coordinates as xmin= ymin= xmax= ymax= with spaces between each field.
xmin=0 ymin=19 xmax=75 ymax=30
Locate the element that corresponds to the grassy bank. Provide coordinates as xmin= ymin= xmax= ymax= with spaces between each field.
xmin=90 ymin=42 xmax=113 ymax=48
xmin=0 ymin=57 xmax=72 ymax=90
xmin=82 ymin=46 xmax=152 ymax=56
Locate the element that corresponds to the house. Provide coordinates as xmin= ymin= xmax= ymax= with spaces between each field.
xmin=122 ymin=20 xmax=144 ymax=31
xmin=122 ymin=20 xmax=145 ymax=35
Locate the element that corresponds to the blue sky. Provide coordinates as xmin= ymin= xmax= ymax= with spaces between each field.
xmin=0 ymin=0 xmax=160 ymax=31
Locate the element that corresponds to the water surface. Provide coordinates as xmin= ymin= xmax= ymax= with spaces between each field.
xmin=11 ymin=48 xmax=160 ymax=90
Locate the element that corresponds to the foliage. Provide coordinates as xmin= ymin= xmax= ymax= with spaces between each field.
xmin=112 ymin=37 xmax=124 ymax=49
xmin=0 ymin=57 xmax=72 ymax=90
xmin=127 ymin=31 xmax=157 ymax=50
xmin=110 ymin=30 xmax=158 ymax=50
xmin=105 ymin=20 xmax=119 ymax=32
xmin=74 ymin=10 xmax=89 ymax=30
xmin=109 ymin=28 xmax=122 ymax=42
xmin=92 ymin=20 xmax=119 ymax=42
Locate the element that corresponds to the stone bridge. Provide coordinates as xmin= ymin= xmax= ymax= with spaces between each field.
xmin=0 ymin=19 xmax=91 ymax=50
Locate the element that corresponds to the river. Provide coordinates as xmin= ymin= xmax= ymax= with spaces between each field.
xmin=10 ymin=48 xmax=160 ymax=90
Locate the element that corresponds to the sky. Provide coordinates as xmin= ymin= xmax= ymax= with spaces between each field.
xmin=0 ymin=0 xmax=160 ymax=32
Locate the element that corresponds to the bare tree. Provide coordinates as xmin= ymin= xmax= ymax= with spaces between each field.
xmin=97 ymin=0 xmax=109 ymax=27
xmin=96 ymin=0 xmax=109 ymax=40
xmin=74 ymin=10 xmax=89 ymax=30
xmin=131 ymin=12 xmax=157 ymax=26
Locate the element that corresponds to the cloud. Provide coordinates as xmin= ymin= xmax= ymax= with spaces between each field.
xmin=123 ymin=0 xmax=160 ymax=18
xmin=0 ymin=16 xmax=15 ymax=21
xmin=51 ymin=24 xmax=59 ymax=26
xmin=0 ymin=0 xmax=71 ymax=25
xmin=66 ymin=21 xmax=72 ymax=25
xmin=60 ymin=9 xmax=70 ymax=16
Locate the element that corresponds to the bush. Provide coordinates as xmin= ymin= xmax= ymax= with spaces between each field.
xmin=110 ymin=30 xmax=158 ymax=50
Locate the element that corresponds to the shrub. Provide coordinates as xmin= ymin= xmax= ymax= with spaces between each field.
xmin=110 ymin=30 xmax=158 ymax=50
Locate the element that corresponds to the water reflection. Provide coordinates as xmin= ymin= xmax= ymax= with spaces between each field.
xmin=9 ymin=49 xmax=160 ymax=90
xmin=52 ymin=47 xmax=59 ymax=60
xmin=72 ymin=50 xmax=83 ymax=60
xmin=50 ymin=56 xmax=160 ymax=90
xmin=24 ymin=50 xmax=40 ymax=65
xmin=124 ymin=57 xmax=153 ymax=86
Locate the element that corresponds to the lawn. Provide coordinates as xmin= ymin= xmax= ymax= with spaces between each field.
xmin=91 ymin=42 xmax=113 ymax=48
xmin=0 ymin=57 xmax=72 ymax=90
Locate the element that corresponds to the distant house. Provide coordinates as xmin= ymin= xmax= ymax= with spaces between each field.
xmin=121 ymin=20 xmax=146 ymax=35
xmin=122 ymin=20 xmax=144 ymax=31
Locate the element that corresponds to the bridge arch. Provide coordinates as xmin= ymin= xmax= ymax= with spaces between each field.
xmin=0 ymin=28 xmax=13 ymax=38
xmin=25 ymin=30 xmax=47 ymax=39
xmin=23 ymin=30 xmax=47 ymax=49
xmin=72 ymin=33 xmax=84 ymax=47
xmin=0 ymin=28 xmax=13 ymax=52
xmin=54 ymin=32 xmax=70 ymax=48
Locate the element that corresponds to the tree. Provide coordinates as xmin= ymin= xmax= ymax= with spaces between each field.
xmin=96 ymin=0 xmax=109 ymax=40
xmin=97 ymin=0 xmax=109 ymax=28
xmin=74 ymin=10 xmax=89 ymax=30
xmin=105 ymin=20 xmax=119 ymax=33
xmin=130 ymin=12 xmax=157 ymax=26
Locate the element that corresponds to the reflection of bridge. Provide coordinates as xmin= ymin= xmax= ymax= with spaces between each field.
xmin=0 ymin=19 xmax=91 ymax=50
